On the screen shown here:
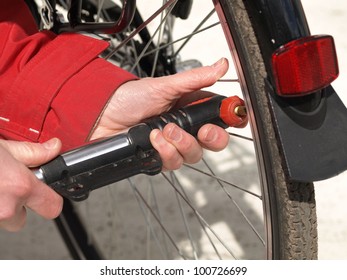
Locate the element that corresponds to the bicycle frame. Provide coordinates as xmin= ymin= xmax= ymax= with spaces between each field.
xmin=52 ymin=0 xmax=347 ymax=182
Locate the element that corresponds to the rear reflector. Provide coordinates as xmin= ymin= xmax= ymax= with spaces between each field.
xmin=271 ymin=35 xmax=339 ymax=96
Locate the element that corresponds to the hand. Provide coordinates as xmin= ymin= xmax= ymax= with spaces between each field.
xmin=91 ymin=58 xmax=230 ymax=170
xmin=0 ymin=138 xmax=63 ymax=232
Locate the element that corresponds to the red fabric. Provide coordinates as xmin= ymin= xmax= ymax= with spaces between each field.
xmin=0 ymin=0 xmax=137 ymax=151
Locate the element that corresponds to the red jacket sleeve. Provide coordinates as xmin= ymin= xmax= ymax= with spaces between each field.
xmin=0 ymin=0 xmax=137 ymax=151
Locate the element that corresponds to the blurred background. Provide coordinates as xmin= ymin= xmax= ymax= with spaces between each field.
xmin=0 ymin=0 xmax=346 ymax=259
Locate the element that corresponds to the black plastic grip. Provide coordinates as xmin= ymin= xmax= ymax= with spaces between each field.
xmin=145 ymin=95 xmax=228 ymax=135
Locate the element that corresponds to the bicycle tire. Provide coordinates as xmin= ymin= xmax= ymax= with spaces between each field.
xmin=217 ymin=0 xmax=317 ymax=259
xmin=54 ymin=0 xmax=317 ymax=260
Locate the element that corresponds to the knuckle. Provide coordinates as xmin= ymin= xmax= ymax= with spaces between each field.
xmin=178 ymin=136 xmax=193 ymax=152
xmin=0 ymin=208 xmax=16 ymax=222
xmin=164 ymin=152 xmax=183 ymax=171
xmin=0 ymin=208 xmax=26 ymax=232
xmin=185 ymin=148 xmax=203 ymax=164
xmin=11 ymin=175 xmax=33 ymax=199
xmin=24 ymin=142 xmax=37 ymax=157
xmin=177 ymin=138 xmax=203 ymax=164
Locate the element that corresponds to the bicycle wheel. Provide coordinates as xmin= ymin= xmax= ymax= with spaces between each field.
xmin=54 ymin=0 xmax=317 ymax=260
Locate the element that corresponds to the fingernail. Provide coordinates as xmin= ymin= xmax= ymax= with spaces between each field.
xmin=153 ymin=130 xmax=166 ymax=146
xmin=211 ymin=58 xmax=225 ymax=68
xmin=42 ymin=138 xmax=58 ymax=150
xmin=167 ymin=125 xmax=182 ymax=142
xmin=203 ymin=127 xmax=217 ymax=143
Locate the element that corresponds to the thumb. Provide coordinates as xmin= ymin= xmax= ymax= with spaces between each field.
xmin=0 ymin=138 xmax=62 ymax=167
xmin=157 ymin=57 xmax=229 ymax=95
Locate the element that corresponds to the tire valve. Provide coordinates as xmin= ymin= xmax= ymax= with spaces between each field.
xmin=234 ymin=106 xmax=247 ymax=117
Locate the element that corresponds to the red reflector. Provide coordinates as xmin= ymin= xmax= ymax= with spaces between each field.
xmin=272 ymin=35 xmax=339 ymax=96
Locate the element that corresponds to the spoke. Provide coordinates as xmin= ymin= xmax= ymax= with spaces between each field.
xmin=128 ymin=179 xmax=170 ymax=259
xmin=146 ymin=182 xmax=152 ymax=259
xmin=57 ymin=0 xmax=68 ymax=9
xmin=170 ymin=172 xmax=199 ymax=260
xmin=142 ymin=22 xmax=220 ymax=59
xmin=229 ymin=132 xmax=253 ymax=142
xmin=173 ymin=9 xmax=216 ymax=57
xmin=96 ymin=0 xmax=106 ymax=22
xmin=148 ymin=178 xmax=171 ymax=258
xmin=107 ymin=186 xmax=134 ymax=258
xmin=128 ymin=29 xmax=145 ymax=77
xmin=168 ymin=172 xmax=223 ymax=260
xmin=129 ymin=2 xmax=177 ymax=73
xmin=105 ymin=0 xmax=178 ymax=60
xmin=201 ymin=158 xmax=265 ymax=246
xmin=128 ymin=178 xmax=187 ymax=259
xmin=184 ymin=164 xmax=262 ymax=199
xmin=218 ymin=79 xmax=240 ymax=82
xmin=150 ymin=1 xmax=166 ymax=77
xmin=161 ymin=173 xmax=238 ymax=259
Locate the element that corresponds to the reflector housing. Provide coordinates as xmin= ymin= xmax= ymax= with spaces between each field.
xmin=272 ymin=35 xmax=339 ymax=96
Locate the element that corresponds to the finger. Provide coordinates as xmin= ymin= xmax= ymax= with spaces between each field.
xmin=197 ymin=124 xmax=230 ymax=152
xmin=0 ymin=202 xmax=27 ymax=232
xmin=162 ymin=123 xmax=203 ymax=164
xmin=0 ymin=138 xmax=62 ymax=167
xmin=0 ymin=169 xmax=62 ymax=231
xmin=150 ymin=58 xmax=229 ymax=99
xmin=25 ymin=174 xmax=64 ymax=220
xmin=0 ymin=180 xmax=62 ymax=231
xmin=2 ymin=166 xmax=63 ymax=222
xmin=150 ymin=129 xmax=184 ymax=170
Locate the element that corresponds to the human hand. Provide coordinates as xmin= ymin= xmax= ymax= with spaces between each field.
xmin=0 ymin=138 xmax=63 ymax=232
xmin=91 ymin=58 xmax=231 ymax=170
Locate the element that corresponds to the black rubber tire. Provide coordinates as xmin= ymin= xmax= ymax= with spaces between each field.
xmin=219 ymin=0 xmax=317 ymax=259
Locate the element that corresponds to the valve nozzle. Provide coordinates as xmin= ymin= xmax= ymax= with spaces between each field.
xmin=220 ymin=96 xmax=248 ymax=128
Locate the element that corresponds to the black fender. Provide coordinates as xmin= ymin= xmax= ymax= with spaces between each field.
xmin=245 ymin=0 xmax=347 ymax=181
